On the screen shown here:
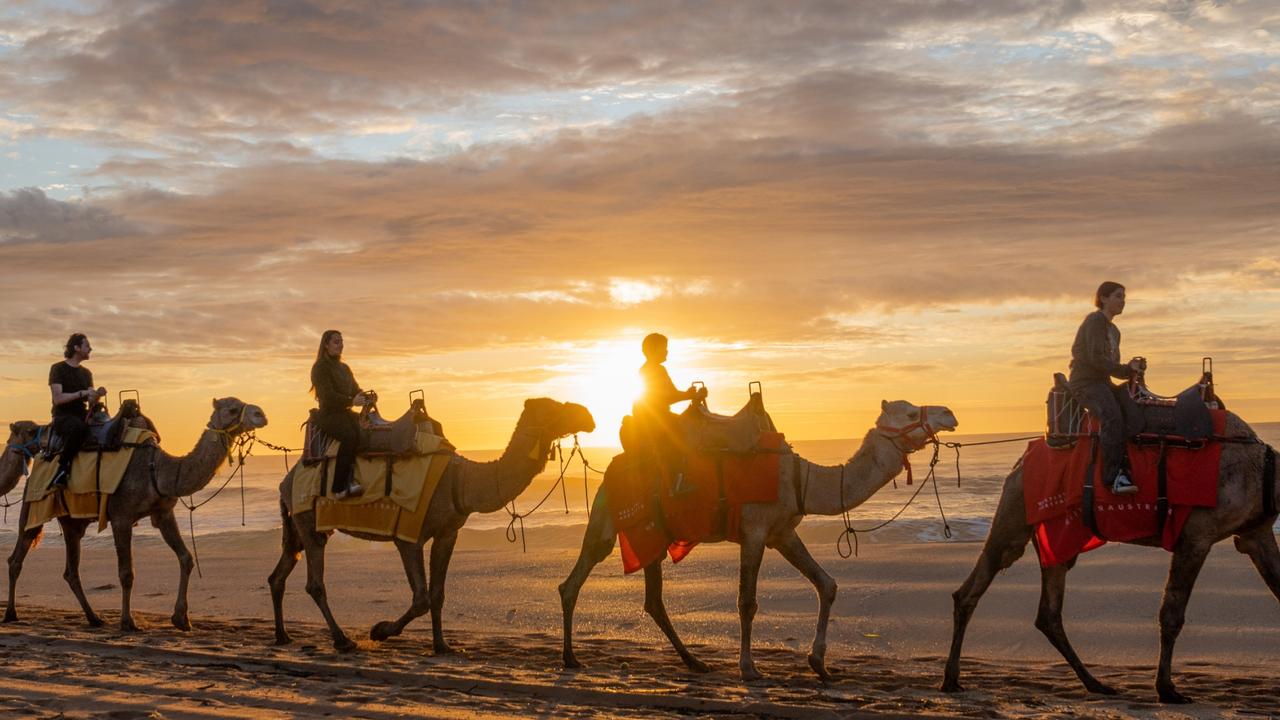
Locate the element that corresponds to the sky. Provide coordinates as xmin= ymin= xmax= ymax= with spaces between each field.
xmin=1 ymin=0 xmax=1278 ymax=451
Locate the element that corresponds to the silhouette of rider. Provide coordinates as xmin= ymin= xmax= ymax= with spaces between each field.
xmin=311 ymin=330 xmax=372 ymax=500
xmin=633 ymin=333 xmax=706 ymax=496
xmin=48 ymin=333 xmax=107 ymax=489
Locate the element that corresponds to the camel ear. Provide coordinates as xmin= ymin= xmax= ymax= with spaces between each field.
xmin=8 ymin=422 xmax=16 ymax=434
xmin=212 ymin=397 xmax=218 ymax=409
xmin=881 ymin=399 xmax=888 ymax=411
xmin=524 ymin=399 xmax=532 ymax=408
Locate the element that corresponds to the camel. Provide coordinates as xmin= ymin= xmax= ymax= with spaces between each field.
xmin=5 ymin=398 xmax=268 ymax=632
xmin=942 ymin=410 xmax=1279 ymax=703
xmin=559 ymin=400 xmax=959 ymax=681
xmin=270 ymin=397 xmax=595 ymax=652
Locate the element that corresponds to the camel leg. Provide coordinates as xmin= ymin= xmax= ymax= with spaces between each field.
xmin=1155 ymin=539 xmax=1213 ymax=704
xmin=151 ymin=510 xmax=194 ymax=631
xmin=942 ymin=473 xmax=1031 ymax=693
xmin=737 ymin=530 xmax=768 ymax=681
xmin=558 ymin=490 xmax=616 ymax=669
xmin=426 ymin=530 xmax=459 ymax=654
xmin=296 ymin=515 xmax=355 ymax=652
xmin=268 ymin=508 xmax=304 ymax=645
xmin=772 ymin=531 xmax=836 ymax=681
xmin=1234 ymin=522 xmax=1280 ymax=603
xmin=1034 ymin=561 xmax=1115 ymax=695
xmin=5 ymin=505 xmax=43 ymax=624
xmin=110 ymin=517 xmax=140 ymax=632
xmin=369 ymin=539 xmax=429 ymax=644
xmin=642 ymin=559 xmax=710 ymax=673
xmin=57 ymin=517 xmax=103 ymax=627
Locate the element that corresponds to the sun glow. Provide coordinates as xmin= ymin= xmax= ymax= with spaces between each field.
xmin=559 ymin=338 xmax=645 ymax=446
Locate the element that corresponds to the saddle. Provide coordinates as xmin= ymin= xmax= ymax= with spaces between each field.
xmin=1045 ymin=357 xmax=1223 ymax=446
xmin=38 ymin=399 xmax=154 ymax=458
xmin=301 ymin=397 xmax=438 ymax=464
xmin=619 ymin=389 xmax=778 ymax=457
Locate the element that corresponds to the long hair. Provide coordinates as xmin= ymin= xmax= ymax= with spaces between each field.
xmin=63 ymin=333 xmax=87 ymax=359
xmin=1094 ymin=281 xmax=1125 ymax=309
xmin=310 ymin=329 xmax=342 ymax=394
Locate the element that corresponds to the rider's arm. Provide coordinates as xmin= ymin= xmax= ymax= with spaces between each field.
xmin=311 ymin=363 xmax=355 ymax=409
xmin=49 ymin=383 xmax=93 ymax=407
xmin=1079 ymin=313 xmax=1133 ymax=380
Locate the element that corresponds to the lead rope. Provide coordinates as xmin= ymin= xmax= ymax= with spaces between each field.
xmin=837 ymin=441 xmax=951 ymax=558
xmin=178 ymin=431 xmax=255 ymax=578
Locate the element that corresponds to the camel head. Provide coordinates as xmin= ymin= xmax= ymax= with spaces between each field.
xmin=519 ymin=398 xmax=597 ymax=442
xmin=876 ymin=400 xmax=958 ymax=451
xmin=208 ymin=397 xmax=269 ymax=435
xmin=3 ymin=421 xmax=41 ymax=493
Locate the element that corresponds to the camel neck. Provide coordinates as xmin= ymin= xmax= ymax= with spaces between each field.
xmin=457 ymin=426 xmax=548 ymax=515
xmin=162 ymin=429 xmax=234 ymax=497
xmin=797 ymin=429 xmax=907 ymax=517
xmin=0 ymin=448 xmax=26 ymax=497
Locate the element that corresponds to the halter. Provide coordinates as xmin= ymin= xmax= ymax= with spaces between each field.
xmin=206 ymin=402 xmax=256 ymax=466
xmin=875 ymin=405 xmax=940 ymax=485
xmin=5 ymin=426 xmax=43 ymax=477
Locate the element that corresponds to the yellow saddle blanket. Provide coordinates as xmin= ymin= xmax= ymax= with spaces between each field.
xmin=22 ymin=427 xmax=156 ymax=531
xmin=292 ymin=430 xmax=454 ymax=542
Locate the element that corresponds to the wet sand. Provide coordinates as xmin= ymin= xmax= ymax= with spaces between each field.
xmin=1 ymin=525 xmax=1277 ymax=718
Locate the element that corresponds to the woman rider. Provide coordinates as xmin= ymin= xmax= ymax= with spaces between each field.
xmin=1068 ymin=281 xmax=1144 ymax=495
xmin=311 ymin=330 xmax=370 ymax=499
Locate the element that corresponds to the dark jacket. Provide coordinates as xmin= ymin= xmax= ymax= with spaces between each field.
xmin=311 ymin=357 xmax=362 ymax=415
xmin=1068 ymin=310 xmax=1132 ymax=385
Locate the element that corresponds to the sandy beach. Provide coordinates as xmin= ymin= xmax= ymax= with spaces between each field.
xmin=2 ymin=520 xmax=1277 ymax=719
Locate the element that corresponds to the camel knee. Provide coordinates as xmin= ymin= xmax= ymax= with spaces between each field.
xmin=738 ymin=599 xmax=758 ymax=620
xmin=176 ymin=552 xmax=193 ymax=575
xmin=1034 ymin=608 xmax=1062 ymax=637
xmin=305 ymin=580 xmax=326 ymax=601
xmin=818 ymin=577 xmax=837 ymax=605
xmin=118 ymin=570 xmax=134 ymax=589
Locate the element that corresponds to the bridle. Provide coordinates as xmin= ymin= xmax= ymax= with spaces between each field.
xmin=5 ymin=427 xmax=43 ymax=477
xmin=875 ymin=405 xmax=941 ymax=485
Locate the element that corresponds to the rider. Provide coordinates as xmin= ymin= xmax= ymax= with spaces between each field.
xmin=1069 ymin=282 xmax=1144 ymax=496
xmin=48 ymin=333 xmax=106 ymax=489
xmin=310 ymin=330 xmax=371 ymax=500
xmin=633 ymin=333 xmax=705 ymax=495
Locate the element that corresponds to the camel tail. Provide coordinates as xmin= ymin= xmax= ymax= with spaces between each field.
xmin=278 ymin=497 xmax=298 ymax=549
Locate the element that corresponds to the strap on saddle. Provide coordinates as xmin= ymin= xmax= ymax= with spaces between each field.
xmin=1081 ymin=435 xmax=1103 ymax=539
xmin=1264 ymin=445 xmax=1276 ymax=519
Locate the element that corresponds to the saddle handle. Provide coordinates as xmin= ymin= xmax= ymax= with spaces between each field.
xmin=1202 ymin=357 xmax=1212 ymax=375
xmin=118 ymin=389 xmax=140 ymax=410
xmin=690 ymin=380 xmax=707 ymax=407
xmin=408 ymin=388 xmax=428 ymax=415
xmin=748 ymin=380 xmax=762 ymax=400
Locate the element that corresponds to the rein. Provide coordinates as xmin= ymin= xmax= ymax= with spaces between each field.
xmin=875 ymin=405 xmax=942 ymax=486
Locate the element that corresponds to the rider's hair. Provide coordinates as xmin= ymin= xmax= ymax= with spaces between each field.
xmin=1094 ymin=281 xmax=1125 ymax=309
xmin=63 ymin=333 xmax=87 ymax=359
xmin=316 ymin=329 xmax=342 ymax=363
xmin=310 ymin=330 xmax=342 ymax=394
xmin=641 ymin=333 xmax=668 ymax=360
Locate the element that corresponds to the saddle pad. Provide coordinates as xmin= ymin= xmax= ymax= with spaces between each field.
xmin=292 ymin=430 xmax=453 ymax=514
xmin=313 ymin=453 xmax=452 ymax=541
xmin=606 ymin=432 xmax=785 ymax=574
xmin=23 ymin=427 xmax=156 ymax=531
xmin=1021 ymin=411 xmax=1224 ymax=567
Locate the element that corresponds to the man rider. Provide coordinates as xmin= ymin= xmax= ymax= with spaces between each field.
xmin=48 ymin=333 xmax=106 ymax=488
xmin=633 ymin=333 xmax=705 ymax=495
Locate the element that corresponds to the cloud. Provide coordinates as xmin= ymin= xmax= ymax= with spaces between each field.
xmin=0 ymin=187 xmax=140 ymax=244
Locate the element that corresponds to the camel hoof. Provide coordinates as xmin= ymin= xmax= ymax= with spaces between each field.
xmin=563 ymin=655 xmax=583 ymax=670
xmin=807 ymin=653 xmax=833 ymax=682
xmin=1086 ymin=681 xmax=1119 ymax=696
xmin=369 ymin=621 xmax=398 ymax=642
xmin=685 ymin=657 xmax=711 ymax=674
xmin=3 ymin=608 xmax=17 ymax=623
xmin=433 ymin=641 xmax=456 ymax=656
xmin=274 ymin=632 xmax=293 ymax=646
xmin=120 ymin=618 xmax=140 ymax=633
xmin=171 ymin=613 xmax=191 ymax=632
xmin=85 ymin=614 xmax=104 ymax=628
xmin=741 ymin=666 xmax=763 ymax=682
xmin=941 ymin=674 xmax=964 ymax=693
xmin=1158 ymin=685 xmax=1192 ymax=704
xmin=334 ymin=636 xmax=358 ymax=653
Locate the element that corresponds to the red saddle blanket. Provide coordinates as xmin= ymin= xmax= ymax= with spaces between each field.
xmin=1021 ymin=410 xmax=1225 ymax=568
xmin=605 ymin=432 xmax=785 ymax=574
